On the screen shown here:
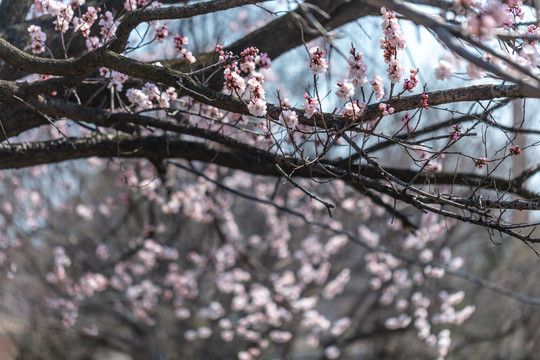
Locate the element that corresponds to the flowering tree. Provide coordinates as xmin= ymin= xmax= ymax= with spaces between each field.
xmin=1 ymin=0 xmax=540 ymax=359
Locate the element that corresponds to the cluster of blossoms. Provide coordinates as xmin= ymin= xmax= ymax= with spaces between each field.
xmin=504 ymin=0 xmax=525 ymax=29
xmin=72 ymin=6 xmax=100 ymax=37
xmin=378 ymin=103 xmax=395 ymax=117
xmin=464 ymin=1 xmax=510 ymax=39
xmin=247 ymin=76 xmax=265 ymax=99
xmin=363 ymin=211 xmax=472 ymax=360
xmin=380 ymin=7 xmax=405 ymax=83
xmin=173 ymin=35 xmax=196 ymax=64
xmin=99 ymin=67 xmax=128 ymax=92
xmin=44 ymin=246 xmax=109 ymax=328
xmin=219 ymin=46 xmax=270 ymax=118
xmin=449 ymin=124 xmax=462 ymax=141
xmin=240 ymin=47 xmax=259 ymax=73
xmin=340 ymin=101 xmax=366 ymax=120
xmin=246 ymin=75 xmax=267 ymax=117
xmin=434 ymin=59 xmax=454 ymax=80
xmin=401 ymin=112 xmax=411 ymax=123
xmin=370 ymin=75 xmax=385 ymax=100
xmin=309 ymin=13 xmax=412 ymax=128
xmin=302 ymin=93 xmax=319 ymax=119
xmin=173 ymin=35 xmax=188 ymax=52
xmin=85 ymin=36 xmax=103 ymax=51
xmin=98 ymin=11 xmax=119 ymax=42
xmin=126 ymin=82 xmax=178 ymax=109
xmin=466 ymin=61 xmax=487 ymax=80
xmin=154 ymin=24 xmax=168 ymax=44
xmin=238 ymin=47 xmax=271 ymax=74
xmin=224 ymin=67 xmax=246 ymax=93
xmin=54 ymin=4 xmax=74 ymax=33
xmin=247 ymin=97 xmax=267 ymax=118
xmin=403 ymin=69 xmax=419 ymax=93
xmin=30 ymin=1 xmax=97 ymax=36
xmin=517 ymin=44 xmax=539 ymax=70
xmin=85 ymin=36 xmax=102 ymax=51
xmin=308 ymin=46 xmax=329 ymax=74
xmin=215 ymin=43 xmax=225 ymax=58
xmin=509 ymin=145 xmax=521 ymax=156
xmin=348 ymin=46 xmax=368 ymax=87
xmin=434 ymin=52 xmax=494 ymax=81
xmin=526 ymin=24 xmax=540 ymax=46
xmin=27 ymin=25 xmax=47 ymax=54
xmin=335 ymin=79 xmax=355 ymax=99
xmin=474 ymin=157 xmax=488 ymax=169
xmin=280 ymin=109 xmax=299 ymax=129
xmin=247 ymin=75 xmax=267 ymax=118
xmin=421 ymin=93 xmax=429 ymax=109
xmin=387 ymin=59 xmax=404 ymax=83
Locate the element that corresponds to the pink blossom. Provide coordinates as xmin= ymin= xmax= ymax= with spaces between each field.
xmin=330 ymin=317 xmax=352 ymax=336
xmin=466 ymin=61 xmax=486 ymax=79
xmin=387 ymin=58 xmax=404 ymax=83
xmin=75 ymin=204 xmax=93 ymax=220
xmin=341 ymin=100 xmax=366 ymax=120
xmin=182 ymin=50 xmax=196 ymax=64
xmin=322 ymin=268 xmax=350 ymax=299
xmin=449 ymin=124 xmax=462 ymax=141
xmin=302 ymin=93 xmax=319 ymax=119
xmin=124 ymin=0 xmax=137 ymax=11
xmin=173 ymin=35 xmax=189 ymax=52
xmin=223 ymin=68 xmax=246 ymax=93
xmin=466 ymin=2 xmax=507 ymax=38
xmin=519 ymin=44 xmax=539 ymax=69
xmin=269 ymin=330 xmax=292 ymax=343
xmin=335 ymin=78 xmax=355 ymax=99
xmin=154 ymin=25 xmax=168 ymax=43
xmin=437 ymin=329 xmax=452 ymax=358
xmin=434 ymin=60 xmax=454 ymax=80
xmin=28 ymin=25 xmax=47 ymax=54
xmin=53 ymin=4 xmax=74 ymax=33
xmin=255 ymin=52 xmax=271 ymax=69
xmin=403 ymin=68 xmax=419 ymax=92
xmin=370 ymin=75 xmax=385 ymax=100
xmin=324 ymin=346 xmax=341 ymax=359
xmin=247 ymin=77 xmax=265 ymax=99
xmin=73 ymin=6 xmax=100 ymax=37
xmin=126 ymin=88 xmax=150 ymax=108
xmin=184 ymin=329 xmax=197 ymax=341
xmin=308 ymin=46 xmax=328 ymax=74
xmin=385 ymin=313 xmax=411 ymax=329
xmin=99 ymin=11 xmax=118 ymax=41
xmin=247 ymin=98 xmax=267 ymax=117
xmin=107 ymin=71 xmax=128 ymax=92
xmin=82 ymin=325 xmax=98 ymax=336
xmin=348 ymin=46 xmax=368 ymax=86
xmin=378 ymin=103 xmax=394 ymax=117
xmin=197 ymin=326 xmax=212 ymax=339
xmin=238 ymin=351 xmax=252 ymax=360
xmin=324 ymin=235 xmax=348 ymax=255
xmin=280 ymin=109 xmax=298 ymax=129
xmin=85 ymin=36 xmax=102 ymax=51
xmin=380 ymin=7 xmax=406 ymax=63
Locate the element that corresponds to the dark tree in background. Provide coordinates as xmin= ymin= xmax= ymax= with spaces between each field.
xmin=0 ymin=0 xmax=539 ymax=359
